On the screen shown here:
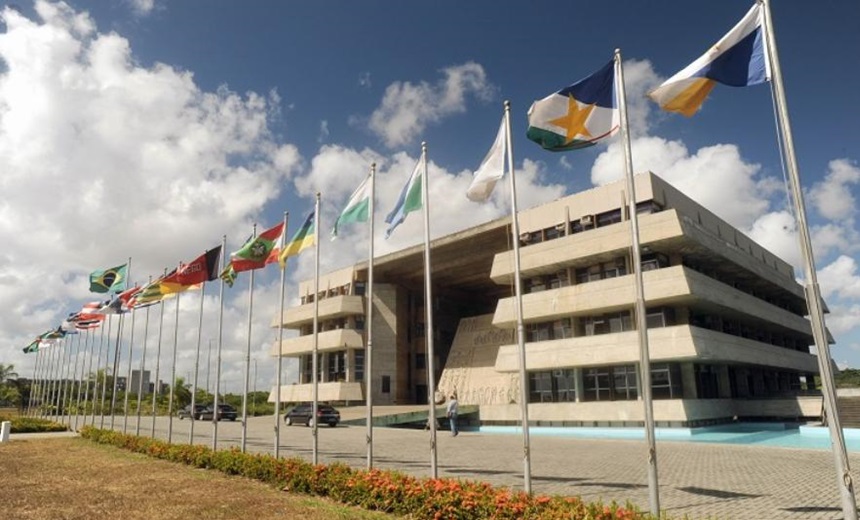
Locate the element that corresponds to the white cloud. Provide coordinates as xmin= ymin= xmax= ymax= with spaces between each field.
xmin=808 ymin=159 xmax=860 ymax=221
xmin=318 ymin=120 xmax=329 ymax=143
xmin=367 ymin=62 xmax=495 ymax=148
xmin=819 ymin=256 xmax=860 ymax=301
xmin=0 ymin=2 xmax=300 ymax=390
xmin=128 ymin=0 xmax=156 ymax=16
xmin=358 ymin=71 xmax=371 ymax=89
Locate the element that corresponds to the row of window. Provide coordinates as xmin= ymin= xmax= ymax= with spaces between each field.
xmin=528 ymin=363 xmax=682 ymax=403
xmin=519 ymin=201 xmax=663 ymax=246
xmin=299 ymin=349 xmax=364 ymax=384
xmin=525 ymin=307 xmax=676 ymax=342
xmin=524 ymin=253 xmax=670 ymax=295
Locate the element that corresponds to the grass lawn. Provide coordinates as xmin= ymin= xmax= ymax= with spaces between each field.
xmin=0 ymin=437 xmax=393 ymax=520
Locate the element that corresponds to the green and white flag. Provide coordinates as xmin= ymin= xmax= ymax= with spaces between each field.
xmin=467 ymin=116 xmax=507 ymax=202
xmin=332 ymin=174 xmax=371 ymax=239
xmin=384 ymin=158 xmax=422 ymax=238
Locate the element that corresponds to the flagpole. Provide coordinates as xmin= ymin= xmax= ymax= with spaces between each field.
xmin=108 ymin=313 xmax=126 ymax=430
xmin=109 ymin=256 xmax=132 ymax=430
xmin=121 ymin=298 xmax=137 ymax=433
xmin=167 ymin=273 xmax=182 ymax=444
xmin=35 ymin=345 xmax=48 ymax=417
xmin=152 ymin=275 xmax=167 ymax=439
xmin=312 ymin=193 xmax=321 ymax=465
xmin=501 ymin=100 xmax=534 ymax=494
xmin=213 ymin=236 xmax=227 ymax=450
xmin=47 ymin=342 xmax=61 ymax=419
xmin=66 ymin=332 xmax=82 ymax=426
xmin=189 ymin=278 xmax=207 ymax=445
xmin=761 ymin=2 xmax=857 ymax=517
xmin=26 ymin=347 xmax=41 ymax=416
xmin=615 ymin=49 xmax=660 ymax=515
xmin=73 ymin=330 xmax=90 ymax=429
xmin=416 ymin=143 xmax=440 ymax=478
xmin=58 ymin=334 xmax=73 ymax=425
xmin=136 ymin=292 xmax=152 ymax=436
xmin=366 ymin=164 xmax=376 ymax=470
xmin=275 ymin=212 xmax=289 ymax=458
xmin=54 ymin=339 xmax=68 ymax=420
xmin=90 ymin=322 xmax=107 ymax=426
xmin=241 ymin=224 xmax=257 ymax=453
xmin=41 ymin=343 xmax=54 ymax=419
xmin=99 ymin=315 xmax=120 ymax=429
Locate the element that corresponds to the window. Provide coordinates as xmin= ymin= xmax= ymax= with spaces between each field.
xmin=646 ymin=307 xmax=675 ymax=329
xmin=552 ymin=318 xmax=572 ymax=340
xmin=381 ymin=375 xmax=391 ymax=394
xmin=528 ymin=369 xmax=576 ymax=403
xmin=641 ymin=252 xmax=669 ymax=271
xmin=548 ymin=269 xmax=569 ymax=289
xmin=354 ymin=316 xmax=365 ymax=331
xmin=526 ymin=323 xmax=551 ymax=342
xmin=415 ymin=353 xmax=426 ymax=370
xmin=695 ymin=364 xmax=720 ymax=399
xmin=354 ymin=282 xmax=366 ymax=296
xmin=651 ymin=363 xmax=682 ymax=399
xmin=327 ymin=351 xmax=346 ymax=382
xmin=554 ymin=369 xmax=576 ymax=402
xmin=596 ymin=209 xmax=622 ymax=227
xmin=613 ymin=365 xmax=638 ymax=400
xmin=529 ymin=371 xmax=554 ymax=402
xmin=354 ymin=350 xmax=364 ymax=382
xmin=583 ymin=368 xmax=611 ymax=401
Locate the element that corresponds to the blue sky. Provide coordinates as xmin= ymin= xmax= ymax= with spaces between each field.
xmin=2 ymin=0 xmax=860 ymax=392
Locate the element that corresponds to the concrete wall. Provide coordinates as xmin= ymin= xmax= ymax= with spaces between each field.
xmin=437 ymin=314 xmax=521 ymax=406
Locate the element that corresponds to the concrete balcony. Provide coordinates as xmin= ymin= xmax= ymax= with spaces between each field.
xmin=272 ymin=295 xmax=365 ymax=329
xmin=270 ymin=328 xmax=365 ymax=357
xmin=493 ymin=325 xmax=820 ymax=374
xmin=268 ymin=381 xmax=364 ymax=403
xmin=492 ymin=265 xmax=812 ymax=337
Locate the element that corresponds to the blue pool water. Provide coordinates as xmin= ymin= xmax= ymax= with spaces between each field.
xmin=478 ymin=423 xmax=860 ymax=451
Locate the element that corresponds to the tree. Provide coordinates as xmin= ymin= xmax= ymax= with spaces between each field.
xmin=171 ymin=376 xmax=192 ymax=411
xmin=0 ymin=363 xmax=18 ymax=384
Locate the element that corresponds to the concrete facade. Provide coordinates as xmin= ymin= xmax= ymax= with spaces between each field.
xmin=270 ymin=172 xmax=825 ymax=427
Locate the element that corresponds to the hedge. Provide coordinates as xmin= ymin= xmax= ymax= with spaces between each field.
xmin=0 ymin=414 xmax=68 ymax=434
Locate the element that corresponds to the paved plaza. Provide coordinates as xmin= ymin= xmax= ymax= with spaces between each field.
xmin=22 ymin=413 xmax=860 ymax=520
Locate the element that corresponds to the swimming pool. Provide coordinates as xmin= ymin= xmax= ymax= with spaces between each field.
xmin=478 ymin=423 xmax=860 ymax=451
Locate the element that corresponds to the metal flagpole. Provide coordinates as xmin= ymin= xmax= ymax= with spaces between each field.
xmin=110 ymin=257 xmax=132 ymax=430
xmin=366 ymin=164 xmax=376 ymax=470
xmin=136 ymin=296 xmax=152 ymax=436
xmin=36 ymin=345 xmax=49 ymax=417
xmin=108 ymin=312 xmax=126 ymax=430
xmin=189 ymin=278 xmax=207 ymax=445
xmin=312 ymin=193 xmax=321 ymax=464
xmin=27 ymin=347 xmax=41 ymax=416
xmin=275 ymin=212 xmax=289 ymax=458
xmin=151 ymin=280 xmax=167 ymax=439
xmin=761 ymin=2 xmax=857 ymax=517
xmin=167 ymin=281 xmax=182 ymax=444
xmin=616 ymin=49 xmax=660 ymax=515
xmin=32 ymin=347 xmax=42 ymax=417
xmin=418 ymin=143 xmax=439 ymax=478
xmin=57 ymin=334 xmax=72 ymax=425
xmin=74 ymin=329 xmax=91 ymax=431
xmin=66 ymin=332 xmax=83 ymax=426
xmin=122 ymin=298 xmax=138 ymax=433
xmin=48 ymin=342 xmax=62 ymax=419
xmin=212 ymin=236 xmax=227 ymax=450
xmin=503 ymin=100 xmax=533 ymax=494
xmin=241 ymin=224 xmax=257 ymax=453
xmin=89 ymin=324 xmax=110 ymax=426
xmin=41 ymin=343 xmax=54 ymax=419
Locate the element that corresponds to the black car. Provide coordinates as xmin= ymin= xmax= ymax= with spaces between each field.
xmin=207 ymin=403 xmax=238 ymax=421
xmin=178 ymin=404 xmax=212 ymax=420
xmin=284 ymin=404 xmax=340 ymax=427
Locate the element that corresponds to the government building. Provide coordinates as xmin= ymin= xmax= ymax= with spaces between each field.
xmin=270 ymin=172 xmax=824 ymax=427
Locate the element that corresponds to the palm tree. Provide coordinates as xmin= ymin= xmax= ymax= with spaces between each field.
xmin=0 ymin=363 xmax=18 ymax=384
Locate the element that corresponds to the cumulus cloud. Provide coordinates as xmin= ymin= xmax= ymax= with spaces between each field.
xmin=0 ymin=2 xmax=300 ymax=388
xmin=128 ymin=0 xmax=156 ymax=16
xmin=367 ymin=62 xmax=495 ymax=148
xmin=808 ymin=159 xmax=860 ymax=221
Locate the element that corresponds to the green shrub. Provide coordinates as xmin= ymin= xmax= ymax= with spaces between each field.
xmin=0 ymin=414 xmax=68 ymax=433
xmin=79 ymin=426 xmax=655 ymax=520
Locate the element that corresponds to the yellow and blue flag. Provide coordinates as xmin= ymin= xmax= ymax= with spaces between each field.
xmin=647 ymin=4 xmax=770 ymax=117
xmin=526 ymin=59 xmax=619 ymax=152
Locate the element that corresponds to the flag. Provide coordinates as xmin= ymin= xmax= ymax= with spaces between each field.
xmin=22 ymin=338 xmax=40 ymax=354
xmin=526 ymin=60 xmax=619 ymax=152
xmin=332 ymin=174 xmax=371 ymax=239
xmin=385 ymin=159 xmax=422 ymax=238
xmin=231 ymin=222 xmax=285 ymax=273
xmin=98 ymin=295 xmax=127 ymax=315
xmin=132 ymin=271 xmax=176 ymax=306
xmin=219 ymin=263 xmax=237 ymax=288
xmin=161 ymin=246 xmax=223 ymax=293
xmin=279 ymin=212 xmax=315 ymax=265
xmin=647 ymin=4 xmax=769 ymax=116
xmin=89 ymin=263 xmax=128 ymax=293
xmin=467 ymin=116 xmax=507 ymax=202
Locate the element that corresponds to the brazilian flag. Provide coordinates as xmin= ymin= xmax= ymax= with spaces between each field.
xmin=89 ymin=263 xmax=128 ymax=293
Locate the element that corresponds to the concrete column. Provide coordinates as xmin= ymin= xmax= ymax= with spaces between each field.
xmin=574 ymin=368 xmax=584 ymax=403
xmin=718 ymin=365 xmax=732 ymax=398
xmin=680 ymin=362 xmax=698 ymax=400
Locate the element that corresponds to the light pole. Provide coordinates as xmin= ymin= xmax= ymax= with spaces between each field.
xmin=252 ymin=359 xmax=257 ymax=413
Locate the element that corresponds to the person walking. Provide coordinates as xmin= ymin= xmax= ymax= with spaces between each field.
xmin=446 ymin=392 xmax=459 ymax=436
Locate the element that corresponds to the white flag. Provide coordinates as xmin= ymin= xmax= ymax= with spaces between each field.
xmin=466 ymin=116 xmax=507 ymax=202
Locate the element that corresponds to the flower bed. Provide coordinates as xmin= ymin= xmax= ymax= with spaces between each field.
xmin=80 ymin=426 xmax=657 ymax=519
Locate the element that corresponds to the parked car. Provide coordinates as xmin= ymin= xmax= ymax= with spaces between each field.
xmin=207 ymin=403 xmax=238 ymax=421
xmin=178 ymin=404 xmax=212 ymax=420
xmin=284 ymin=403 xmax=340 ymax=427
